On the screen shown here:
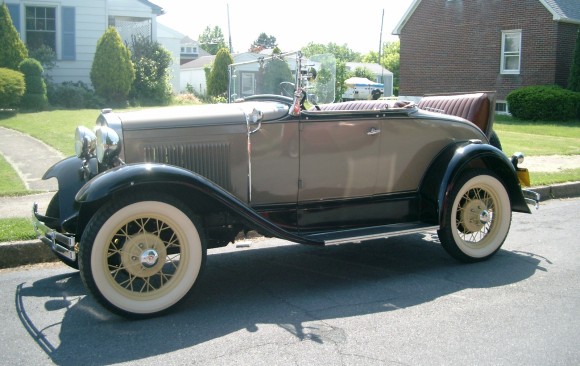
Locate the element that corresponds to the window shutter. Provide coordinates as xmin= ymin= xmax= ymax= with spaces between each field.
xmin=61 ymin=7 xmax=76 ymax=60
xmin=6 ymin=4 xmax=21 ymax=33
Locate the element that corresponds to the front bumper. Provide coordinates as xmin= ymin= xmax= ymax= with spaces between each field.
xmin=522 ymin=189 xmax=540 ymax=210
xmin=32 ymin=202 xmax=77 ymax=261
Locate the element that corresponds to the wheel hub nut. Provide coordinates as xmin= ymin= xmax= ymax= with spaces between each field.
xmin=140 ymin=249 xmax=159 ymax=268
xmin=479 ymin=210 xmax=490 ymax=224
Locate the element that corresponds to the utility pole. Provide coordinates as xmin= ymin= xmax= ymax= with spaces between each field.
xmin=227 ymin=3 xmax=233 ymax=53
xmin=379 ymin=9 xmax=384 ymax=84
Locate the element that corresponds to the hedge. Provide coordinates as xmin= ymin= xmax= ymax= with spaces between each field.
xmin=506 ymin=85 xmax=580 ymax=121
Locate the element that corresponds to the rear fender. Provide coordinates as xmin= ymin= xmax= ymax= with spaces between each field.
xmin=74 ymin=163 xmax=322 ymax=246
xmin=420 ymin=141 xmax=531 ymax=227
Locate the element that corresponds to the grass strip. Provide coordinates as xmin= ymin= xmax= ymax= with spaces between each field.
xmin=0 ymin=218 xmax=36 ymax=242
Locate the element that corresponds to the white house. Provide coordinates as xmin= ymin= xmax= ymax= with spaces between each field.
xmin=5 ymin=0 xmax=183 ymax=93
xmin=157 ymin=23 xmax=185 ymax=93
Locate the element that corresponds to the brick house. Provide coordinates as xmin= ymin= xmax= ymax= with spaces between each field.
xmin=393 ymin=0 xmax=580 ymax=112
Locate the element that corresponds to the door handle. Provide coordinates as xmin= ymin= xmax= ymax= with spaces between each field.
xmin=367 ymin=127 xmax=381 ymax=136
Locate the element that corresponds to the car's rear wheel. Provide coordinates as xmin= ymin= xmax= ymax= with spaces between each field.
xmin=438 ymin=169 xmax=512 ymax=262
xmin=79 ymin=193 xmax=205 ymax=318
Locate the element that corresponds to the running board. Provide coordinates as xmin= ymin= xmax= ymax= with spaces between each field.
xmin=303 ymin=222 xmax=439 ymax=245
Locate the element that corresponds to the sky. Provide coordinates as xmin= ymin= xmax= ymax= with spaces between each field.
xmin=153 ymin=0 xmax=415 ymax=54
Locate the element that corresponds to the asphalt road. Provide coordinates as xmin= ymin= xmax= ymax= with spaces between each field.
xmin=0 ymin=198 xmax=579 ymax=366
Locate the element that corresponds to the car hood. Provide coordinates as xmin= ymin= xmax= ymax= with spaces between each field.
xmin=99 ymin=102 xmax=290 ymax=131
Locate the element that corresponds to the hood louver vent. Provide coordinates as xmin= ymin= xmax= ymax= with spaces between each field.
xmin=144 ymin=142 xmax=231 ymax=189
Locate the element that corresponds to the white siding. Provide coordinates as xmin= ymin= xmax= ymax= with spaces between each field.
xmin=8 ymin=0 xmax=165 ymax=87
xmin=157 ymin=23 xmax=184 ymax=94
xmin=181 ymin=69 xmax=208 ymax=94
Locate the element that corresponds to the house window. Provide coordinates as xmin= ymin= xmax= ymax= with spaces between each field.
xmin=181 ymin=46 xmax=198 ymax=54
xmin=501 ymin=30 xmax=521 ymax=74
xmin=25 ymin=6 xmax=56 ymax=52
xmin=495 ymin=101 xmax=510 ymax=114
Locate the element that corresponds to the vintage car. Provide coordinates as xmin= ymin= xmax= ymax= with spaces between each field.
xmin=33 ymin=52 xmax=539 ymax=318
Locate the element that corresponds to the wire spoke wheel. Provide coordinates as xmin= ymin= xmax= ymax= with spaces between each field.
xmin=79 ymin=194 xmax=205 ymax=318
xmin=106 ymin=217 xmax=183 ymax=297
xmin=438 ymin=170 xmax=512 ymax=262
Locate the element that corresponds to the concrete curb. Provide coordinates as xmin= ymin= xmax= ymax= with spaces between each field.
xmin=1 ymin=182 xmax=579 ymax=270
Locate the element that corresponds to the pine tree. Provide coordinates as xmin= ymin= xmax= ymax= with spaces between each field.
xmin=90 ymin=27 xmax=135 ymax=104
xmin=207 ymin=48 xmax=233 ymax=97
xmin=0 ymin=3 xmax=28 ymax=70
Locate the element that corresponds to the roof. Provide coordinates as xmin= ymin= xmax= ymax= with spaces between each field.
xmin=540 ymin=0 xmax=580 ymax=24
xmin=139 ymin=0 xmax=164 ymax=15
xmin=181 ymin=55 xmax=215 ymax=70
xmin=393 ymin=0 xmax=580 ymax=34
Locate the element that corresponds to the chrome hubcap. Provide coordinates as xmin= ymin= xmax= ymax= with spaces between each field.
xmin=140 ymin=249 xmax=159 ymax=268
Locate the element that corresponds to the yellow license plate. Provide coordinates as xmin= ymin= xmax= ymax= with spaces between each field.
xmin=517 ymin=168 xmax=531 ymax=187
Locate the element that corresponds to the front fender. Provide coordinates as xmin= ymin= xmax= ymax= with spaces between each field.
xmin=75 ymin=163 xmax=323 ymax=246
xmin=42 ymin=156 xmax=86 ymax=224
xmin=420 ymin=141 xmax=531 ymax=226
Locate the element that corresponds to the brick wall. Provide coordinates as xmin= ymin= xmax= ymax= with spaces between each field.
xmin=399 ymin=0 xmax=579 ymax=100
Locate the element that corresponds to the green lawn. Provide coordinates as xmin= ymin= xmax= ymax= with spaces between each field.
xmin=0 ymin=153 xmax=28 ymax=196
xmin=0 ymin=109 xmax=100 ymax=156
xmin=494 ymin=116 xmax=580 ymax=156
xmin=0 ymin=218 xmax=36 ymax=242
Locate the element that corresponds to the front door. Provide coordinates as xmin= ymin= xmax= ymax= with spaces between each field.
xmin=297 ymin=115 xmax=381 ymax=230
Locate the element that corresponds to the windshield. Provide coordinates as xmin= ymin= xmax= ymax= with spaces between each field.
xmin=228 ymin=51 xmax=336 ymax=105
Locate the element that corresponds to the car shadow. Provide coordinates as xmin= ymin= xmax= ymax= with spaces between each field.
xmin=15 ymin=233 xmax=547 ymax=365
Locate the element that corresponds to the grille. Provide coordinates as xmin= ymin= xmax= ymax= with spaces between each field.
xmin=144 ymin=142 xmax=231 ymax=189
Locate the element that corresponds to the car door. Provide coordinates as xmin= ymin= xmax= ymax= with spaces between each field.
xmin=297 ymin=113 xmax=381 ymax=230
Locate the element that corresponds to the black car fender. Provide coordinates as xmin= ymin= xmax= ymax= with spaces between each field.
xmin=41 ymin=156 xmax=88 ymax=225
xmin=73 ymin=163 xmax=323 ymax=246
xmin=420 ymin=140 xmax=531 ymax=227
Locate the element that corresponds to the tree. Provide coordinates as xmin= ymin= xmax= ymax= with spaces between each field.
xmin=302 ymin=43 xmax=361 ymax=102
xmin=261 ymin=50 xmax=293 ymax=94
xmin=363 ymin=40 xmax=400 ymax=96
xmin=207 ymin=48 xmax=233 ymax=98
xmin=199 ymin=26 xmax=227 ymax=55
xmin=568 ymin=30 xmax=580 ymax=93
xmin=129 ymin=35 xmax=173 ymax=106
xmin=250 ymin=33 xmax=278 ymax=53
xmin=0 ymin=3 xmax=28 ymax=70
xmin=353 ymin=66 xmax=376 ymax=81
xmin=90 ymin=27 xmax=135 ymax=105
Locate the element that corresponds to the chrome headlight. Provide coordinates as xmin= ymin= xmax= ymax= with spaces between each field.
xmin=75 ymin=126 xmax=96 ymax=159
xmin=96 ymin=126 xmax=121 ymax=165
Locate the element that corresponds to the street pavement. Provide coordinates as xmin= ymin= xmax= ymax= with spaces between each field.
xmin=0 ymin=126 xmax=579 ymax=268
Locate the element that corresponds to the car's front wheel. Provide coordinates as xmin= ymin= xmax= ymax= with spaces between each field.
xmin=438 ymin=169 xmax=512 ymax=262
xmin=78 ymin=193 xmax=206 ymax=318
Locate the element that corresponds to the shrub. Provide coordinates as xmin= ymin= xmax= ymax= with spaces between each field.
xmin=90 ymin=27 xmax=135 ymax=105
xmin=129 ymin=35 xmax=173 ymax=106
xmin=28 ymin=45 xmax=56 ymax=83
xmin=506 ymin=85 xmax=580 ymax=121
xmin=18 ymin=58 xmax=47 ymax=110
xmin=48 ymin=81 xmax=104 ymax=109
xmin=207 ymin=48 xmax=233 ymax=97
xmin=0 ymin=4 xmax=28 ymax=70
xmin=0 ymin=67 xmax=25 ymax=109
